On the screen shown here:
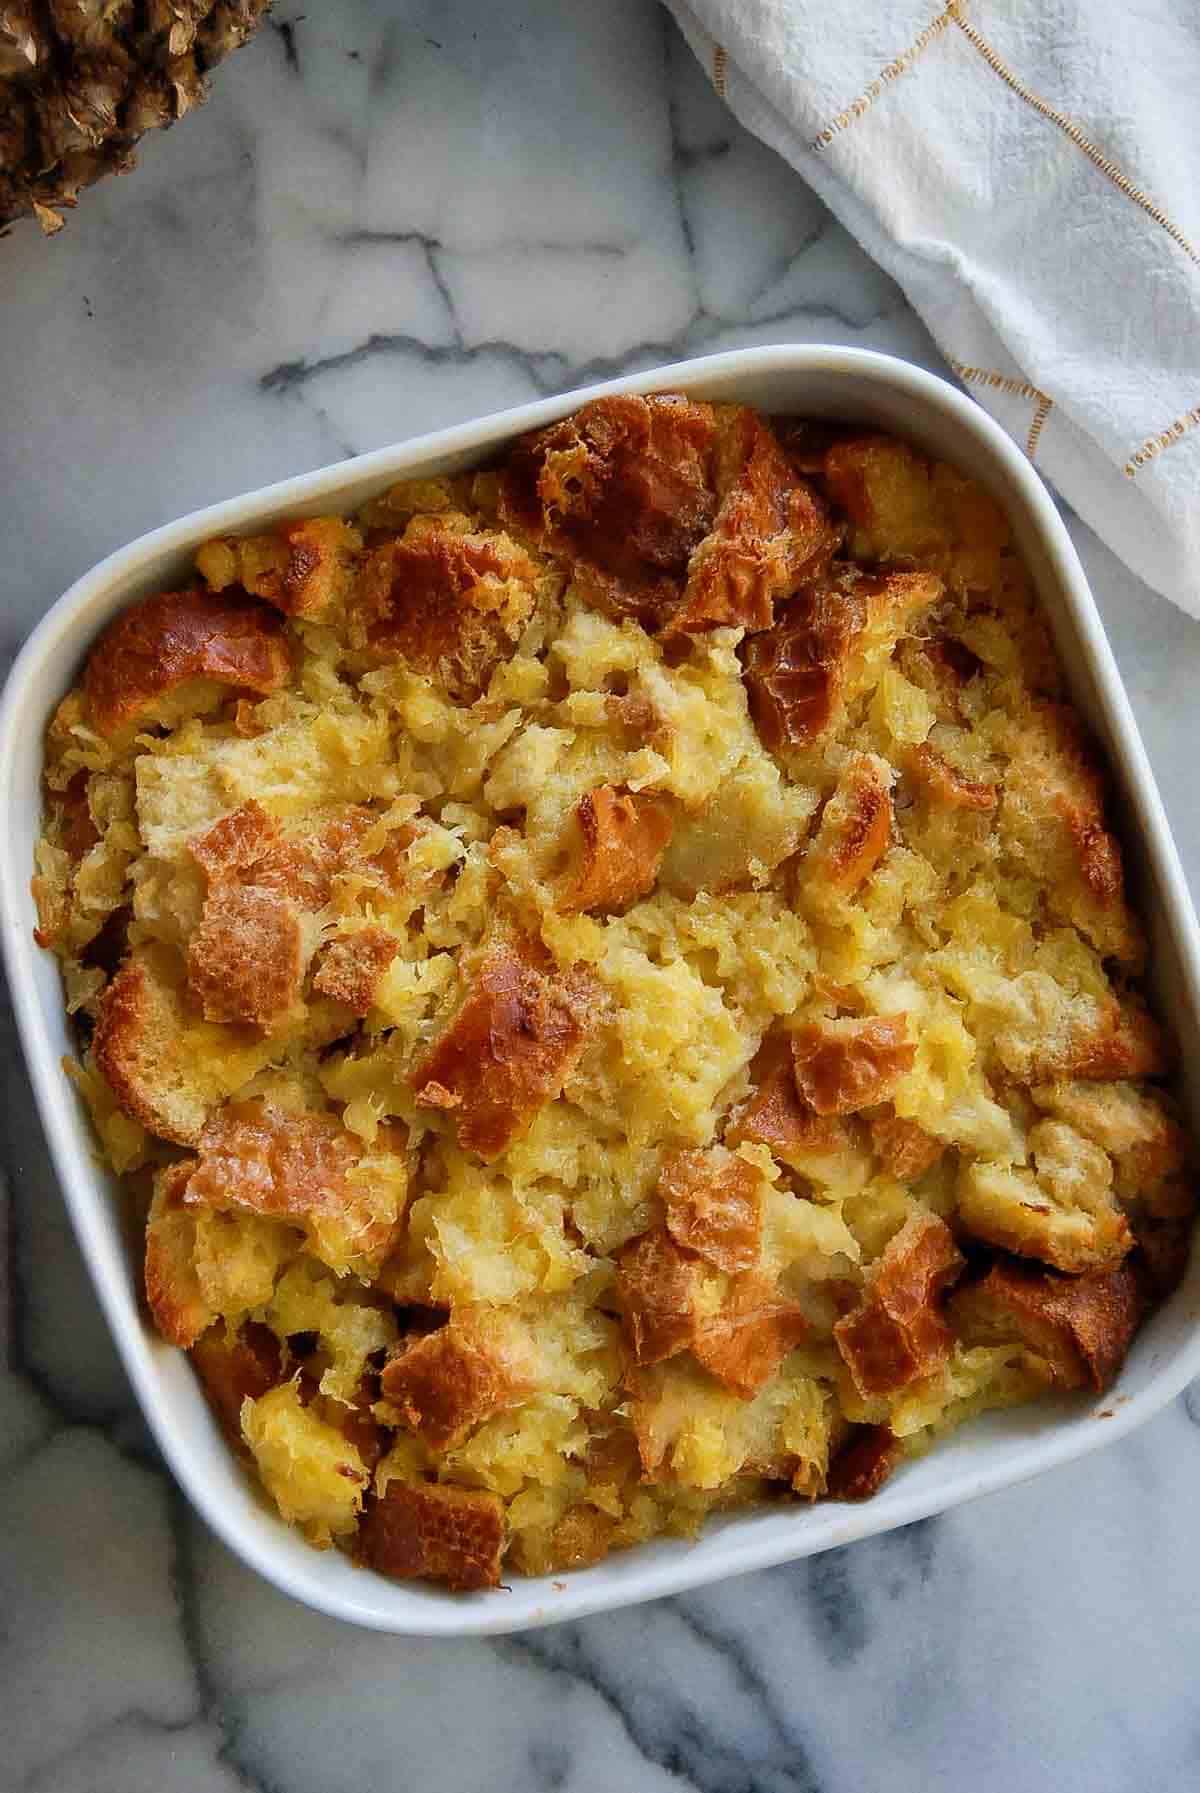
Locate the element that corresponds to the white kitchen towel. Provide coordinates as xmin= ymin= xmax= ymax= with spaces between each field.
xmin=666 ymin=0 xmax=1200 ymax=616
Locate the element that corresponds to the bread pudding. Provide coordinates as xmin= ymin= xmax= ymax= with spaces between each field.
xmin=34 ymin=396 xmax=1195 ymax=1593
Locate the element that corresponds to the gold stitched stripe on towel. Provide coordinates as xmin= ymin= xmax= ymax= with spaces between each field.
xmin=810 ymin=5 xmax=955 ymax=151
xmin=949 ymin=361 xmax=1054 ymax=463
xmin=950 ymin=3 xmax=1199 ymax=269
xmin=713 ymin=44 xmax=727 ymax=98
xmin=1125 ymin=405 xmax=1200 ymax=478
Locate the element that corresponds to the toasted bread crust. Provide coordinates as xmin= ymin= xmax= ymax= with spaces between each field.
xmin=868 ymin=1107 xmax=945 ymax=1181
xmin=412 ymin=938 xmax=598 ymax=1160
xmin=740 ymin=567 xmax=940 ymax=752
xmin=835 ymin=1212 xmax=964 ymax=1398
xmin=691 ymin=1273 xmax=808 ymax=1397
xmin=380 ymin=1313 xmax=533 ymax=1449
xmin=791 ymin=1014 xmax=915 ymax=1117
xmin=805 ymin=754 xmax=893 ymax=895
xmin=910 ymin=744 xmax=998 ymax=812
xmin=190 ymin=1320 xmax=283 ymax=1447
xmin=659 ymin=1145 xmax=763 ymax=1274
xmin=615 ymin=1228 xmax=704 ymax=1366
xmin=725 ymin=1031 xmax=855 ymax=1168
xmin=957 ymin=1126 xmax=1134 ymax=1274
xmin=501 ymin=393 xmax=718 ymax=627
xmin=358 ymin=1478 xmax=505 ymax=1591
xmin=356 ymin=516 xmax=538 ymax=699
xmin=825 ymin=1424 xmax=901 ymax=1501
xmin=94 ymin=950 xmax=225 ymax=1145
xmin=186 ymin=882 xmax=304 ymax=1028
xmin=951 ymin=1258 xmax=1143 ymax=1391
xmin=187 ymin=1096 xmax=357 ymax=1224
xmin=197 ymin=517 xmax=361 ymax=620
xmin=313 ymin=926 xmax=400 ymax=1015
xmin=84 ymin=588 xmax=290 ymax=738
xmin=145 ymin=1161 xmax=210 ymax=1347
xmin=559 ymin=784 xmax=674 ymax=915
xmin=666 ymin=406 xmax=837 ymax=635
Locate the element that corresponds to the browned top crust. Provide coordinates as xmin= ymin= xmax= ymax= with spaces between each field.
xmin=804 ymin=754 xmax=893 ymax=896
xmin=558 ymin=784 xmax=674 ymax=915
xmin=186 ymin=882 xmax=304 ymax=1028
xmin=740 ymin=570 xmax=864 ymax=752
xmin=825 ymin=1424 xmax=901 ymax=1502
xmin=312 ymin=926 xmax=400 ymax=1015
xmin=190 ymin=1321 xmax=283 ymax=1449
xmin=197 ymin=517 xmax=360 ymax=620
xmin=380 ymin=1312 xmax=533 ymax=1450
xmin=665 ymin=406 xmax=838 ymax=635
xmin=725 ymin=1030 xmax=855 ymax=1164
xmin=790 ymin=1014 xmax=915 ymax=1117
xmin=951 ymin=1258 xmax=1143 ymax=1392
xmin=868 ymin=1107 xmax=945 ymax=1182
xmin=84 ymin=588 xmax=290 ymax=738
xmin=356 ymin=516 xmax=539 ymax=700
xmin=691 ymin=1273 xmax=808 ymax=1397
xmin=739 ymin=566 xmax=939 ymax=752
xmin=659 ymin=1145 xmax=763 ymax=1273
xmin=144 ymin=1160 xmax=211 ymax=1347
xmin=411 ymin=938 xmax=598 ymax=1160
xmin=93 ymin=949 xmax=225 ymax=1146
xmin=614 ymin=1228 xmax=703 ymax=1366
xmin=1003 ymin=700 xmax=1139 ymax=963
xmin=189 ymin=798 xmax=282 ymax=882
xmin=909 ymin=744 xmax=998 ymax=812
xmin=358 ymin=1478 xmax=505 ymax=1591
xmin=186 ymin=1096 xmax=359 ymax=1228
xmin=1017 ymin=997 xmax=1172 ymax=1087
xmin=501 ymin=393 xmax=718 ymax=627
xmin=834 ymin=1212 xmax=964 ymax=1398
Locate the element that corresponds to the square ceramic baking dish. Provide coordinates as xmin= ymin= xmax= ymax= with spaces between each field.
xmin=4 ymin=345 xmax=1200 ymax=1637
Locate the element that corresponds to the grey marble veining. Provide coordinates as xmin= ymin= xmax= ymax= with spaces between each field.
xmin=3 ymin=3 xmax=1200 ymax=1789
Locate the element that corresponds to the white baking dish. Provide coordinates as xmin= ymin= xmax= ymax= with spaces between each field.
xmin=3 ymin=346 xmax=1199 ymax=1637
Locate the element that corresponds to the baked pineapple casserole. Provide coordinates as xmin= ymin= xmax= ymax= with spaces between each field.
xmin=34 ymin=395 xmax=1195 ymax=1592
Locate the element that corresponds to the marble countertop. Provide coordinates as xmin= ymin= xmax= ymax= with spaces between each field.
xmin=4 ymin=3 xmax=1200 ymax=1788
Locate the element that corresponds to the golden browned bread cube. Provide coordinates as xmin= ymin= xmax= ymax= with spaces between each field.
xmin=790 ymin=1014 xmax=916 ymax=1117
xmin=94 ymin=946 xmax=275 ymax=1145
xmin=802 ymin=753 xmax=893 ymax=897
xmin=501 ymin=393 xmax=718 ymax=627
xmin=196 ymin=517 xmax=361 ymax=621
xmin=411 ymin=937 xmax=598 ymax=1160
xmin=83 ymin=588 xmax=290 ymax=740
xmin=614 ymin=1228 xmax=705 ymax=1367
xmin=557 ymin=784 xmax=674 ymax=915
xmin=380 ymin=1310 xmax=534 ymax=1450
xmin=957 ymin=1120 xmax=1133 ymax=1273
xmin=834 ymin=1212 xmax=964 ymax=1398
xmin=144 ymin=1160 xmax=213 ymax=1348
xmin=740 ymin=566 xmax=940 ymax=752
xmin=825 ymin=1424 xmax=901 ymax=1501
xmin=666 ymin=406 xmax=837 ymax=634
xmin=355 ymin=514 xmax=539 ymax=700
xmin=659 ymin=1144 xmax=764 ymax=1274
xmin=189 ymin=1320 xmax=283 ymax=1449
xmin=951 ymin=1258 xmax=1143 ymax=1391
xmin=312 ymin=926 xmax=401 ymax=1015
xmin=691 ymin=1273 xmax=808 ymax=1398
xmin=868 ymin=1107 xmax=945 ymax=1182
xmin=358 ymin=1478 xmax=505 ymax=1591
